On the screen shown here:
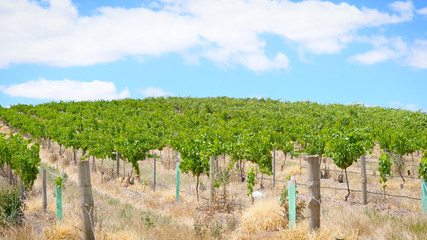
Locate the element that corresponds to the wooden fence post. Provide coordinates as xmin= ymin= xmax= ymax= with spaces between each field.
xmin=360 ymin=155 xmax=367 ymax=205
xmin=209 ymin=156 xmax=216 ymax=206
xmin=20 ymin=179 xmax=25 ymax=200
xmin=91 ymin=156 xmax=95 ymax=173
xmin=78 ymin=160 xmax=95 ymax=240
xmin=116 ymin=150 xmax=120 ymax=177
xmin=42 ymin=169 xmax=47 ymax=213
xmin=273 ymin=149 xmax=276 ymax=188
xmin=307 ymin=155 xmax=320 ymax=231
xmin=153 ymin=153 xmax=157 ymax=192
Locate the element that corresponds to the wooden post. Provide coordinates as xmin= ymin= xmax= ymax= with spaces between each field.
xmin=91 ymin=156 xmax=95 ymax=173
xmin=209 ymin=156 xmax=215 ymax=206
xmin=153 ymin=153 xmax=157 ymax=192
xmin=8 ymin=165 xmax=12 ymax=185
xmin=77 ymin=160 xmax=95 ymax=240
xmin=116 ymin=150 xmax=120 ymax=178
xmin=48 ymin=138 xmax=51 ymax=149
xmin=273 ymin=149 xmax=276 ymax=188
xmin=73 ymin=150 xmax=77 ymax=165
xmin=20 ymin=179 xmax=25 ymax=200
xmin=307 ymin=155 xmax=320 ymax=231
xmin=360 ymin=155 xmax=367 ymax=205
xmin=42 ymin=169 xmax=47 ymax=213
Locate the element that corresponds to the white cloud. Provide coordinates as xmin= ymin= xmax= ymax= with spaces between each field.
xmin=0 ymin=0 xmax=416 ymax=71
xmin=389 ymin=1 xmax=414 ymax=20
xmin=417 ymin=6 xmax=427 ymax=15
xmin=1 ymin=79 xmax=130 ymax=101
xmin=405 ymin=40 xmax=427 ymax=69
xmin=349 ymin=36 xmax=427 ymax=69
xmin=350 ymin=48 xmax=396 ymax=65
xmin=390 ymin=101 xmax=421 ymax=111
xmin=138 ymin=87 xmax=172 ymax=98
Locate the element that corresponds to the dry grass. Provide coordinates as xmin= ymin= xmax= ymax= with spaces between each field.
xmin=237 ymin=199 xmax=286 ymax=235
xmin=2 ymin=132 xmax=425 ymax=240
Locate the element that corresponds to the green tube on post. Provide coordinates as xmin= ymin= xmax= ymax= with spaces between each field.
xmin=56 ymin=185 xmax=63 ymax=224
xmin=422 ymin=178 xmax=427 ymax=215
xmin=176 ymin=161 xmax=180 ymax=202
xmin=288 ymin=177 xmax=296 ymax=229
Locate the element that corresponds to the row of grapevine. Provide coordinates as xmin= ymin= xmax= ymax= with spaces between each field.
xmin=0 ymin=97 xmax=425 ymax=200
xmin=0 ymin=132 xmax=40 ymax=190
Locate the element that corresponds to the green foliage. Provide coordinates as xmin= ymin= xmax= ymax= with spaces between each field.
xmin=246 ymin=166 xmax=255 ymax=197
xmin=55 ymin=176 xmax=63 ymax=189
xmin=326 ymin=129 xmax=373 ymax=170
xmin=0 ymin=97 xmax=425 ymax=196
xmin=279 ymin=183 xmax=288 ymax=207
xmin=419 ymin=152 xmax=427 ymax=180
xmin=0 ymin=133 xmax=40 ymax=190
xmin=0 ymin=187 xmax=24 ymax=226
xmin=378 ymin=151 xmax=392 ymax=190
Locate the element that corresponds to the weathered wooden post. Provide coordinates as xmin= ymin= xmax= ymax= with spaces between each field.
xmin=42 ymin=169 xmax=47 ymax=213
xmin=307 ymin=155 xmax=320 ymax=231
xmin=8 ymin=165 xmax=12 ymax=185
xmin=360 ymin=155 xmax=367 ymax=205
xmin=273 ymin=149 xmax=276 ymax=188
xmin=20 ymin=179 xmax=25 ymax=200
xmin=91 ymin=156 xmax=95 ymax=173
xmin=153 ymin=153 xmax=157 ymax=192
xmin=73 ymin=150 xmax=77 ymax=165
xmin=78 ymin=160 xmax=95 ymax=240
xmin=209 ymin=156 xmax=216 ymax=206
xmin=116 ymin=150 xmax=120 ymax=177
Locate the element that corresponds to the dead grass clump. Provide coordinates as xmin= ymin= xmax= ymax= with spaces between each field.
xmin=238 ymin=199 xmax=286 ymax=235
xmin=0 ymin=224 xmax=40 ymax=240
xmin=43 ymin=223 xmax=80 ymax=240
xmin=48 ymin=154 xmax=59 ymax=164
xmin=59 ymin=156 xmax=71 ymax=169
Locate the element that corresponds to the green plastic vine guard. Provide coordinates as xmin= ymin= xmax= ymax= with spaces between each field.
xmin=56 ymin=185 xmax=63 ymax=224
xmin=422 ymin=178 xmax=427 ymax=215
xmin=288 ymin=176 xmax=296 ymax=229
xmin=176 ymin=161 xmax=180 ymax=203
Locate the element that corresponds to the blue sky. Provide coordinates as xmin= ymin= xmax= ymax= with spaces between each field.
xmin=0 ymin=0 xmax=426 ymax=110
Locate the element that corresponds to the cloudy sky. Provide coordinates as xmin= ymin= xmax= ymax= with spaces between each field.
xmin=0 ymin=0 xmax=426 ymax=110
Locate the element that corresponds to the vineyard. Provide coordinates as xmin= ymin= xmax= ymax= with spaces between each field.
xmin=0 ymin=97 xmax=427 ymax=239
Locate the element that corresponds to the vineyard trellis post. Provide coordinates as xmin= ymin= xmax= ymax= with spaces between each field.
xmin=360 ymin=155 xmax=367 ymax=205
xmin=210 ymin=156 xmax=216 ymax=206
xmin=78 ymin=160 xmax=95 ymax=240
xmin=153 ymin=153 xmax=157 ymax=192
xmin=42 ymin=168 xmax=47 ymax=213
xmin=273 ymin=149 xmax=276 ymax=188
xmin=307 ymin=155 xmax=320 ymax=231
xmin=20 ymin=179 xmax=25 ymax=200
xmin=176 ymin=151 xmax=180 ymax=203
xmin=116 ymin=150 xmax=120 ymax=177
xmin=8 ymin=165 xmax=12 ymax=185
xmin=91 ymin=156 xmax=95 ymax=173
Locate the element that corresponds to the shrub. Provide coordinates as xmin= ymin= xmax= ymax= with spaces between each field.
xmin=0 ymin=186 xmax=24 ymax=226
